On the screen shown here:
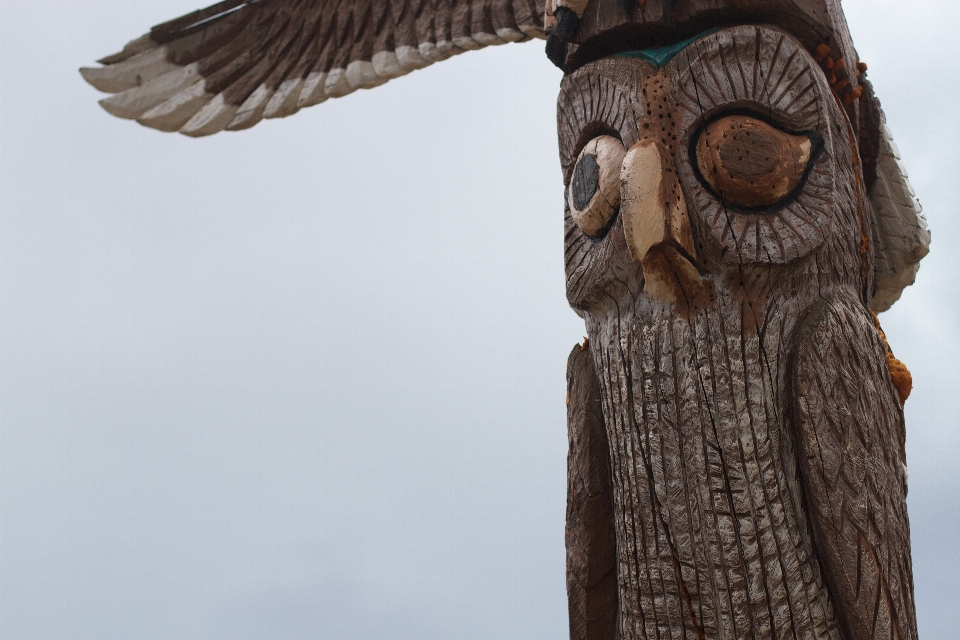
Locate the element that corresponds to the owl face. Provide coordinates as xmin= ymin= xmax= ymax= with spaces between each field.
xmin=559 ymin=25 xmax=865 ymax=317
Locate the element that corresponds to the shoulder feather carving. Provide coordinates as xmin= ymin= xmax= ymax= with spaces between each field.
xmin=861 ymin=88 xmax=931 ymax=311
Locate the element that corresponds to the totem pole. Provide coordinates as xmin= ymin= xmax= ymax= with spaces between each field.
xmin=81 ymin=1 xmax=930 ymax=638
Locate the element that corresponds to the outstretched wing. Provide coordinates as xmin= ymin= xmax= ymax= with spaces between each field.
xmin=792 ymin=297 xmax=918 ymax=640
xmin=80 ymin=0 xmax=545 ymax=136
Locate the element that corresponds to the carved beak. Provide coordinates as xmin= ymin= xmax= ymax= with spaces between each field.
xmin=620 ymin=139 xmax=705 ymax=305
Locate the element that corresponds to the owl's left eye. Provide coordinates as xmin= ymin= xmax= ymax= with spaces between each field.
xmin=694 ymin=115 xmax=817 ymax=209
xmin=568 ymin=135 xmax=626 ymax=237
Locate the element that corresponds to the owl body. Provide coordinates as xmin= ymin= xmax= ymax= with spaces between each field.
xmin=585 ymin=288 xmax=841 ymax=639
xmin=562 ymin=25 xmax=917 ymax=640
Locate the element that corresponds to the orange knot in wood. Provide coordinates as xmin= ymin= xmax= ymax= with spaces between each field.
xmin=872 ymin=312 xmax=913 ymax=403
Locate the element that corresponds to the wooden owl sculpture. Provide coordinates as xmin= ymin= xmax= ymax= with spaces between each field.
xmin=82 ymin=1 xmax=930 ymax=639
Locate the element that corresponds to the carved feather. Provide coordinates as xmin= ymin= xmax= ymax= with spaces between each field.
xmin=565 ymin=341 xmax=617 ymax=640
xmin=792 ymin=297 xmax=918 ymax=640
xmin=868 ymin=115 xmax=931 ymax=312
xmin=80 ymin=0 xmax=546 ymax=136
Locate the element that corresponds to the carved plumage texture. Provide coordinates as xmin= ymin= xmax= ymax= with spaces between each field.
xmin=80 ymin=0 xmax=546 ymax=136
xmin=560 ymin=25 xmax=919 ymax=639
xmin=866 ymin=113 xmax=930 ymax=311
xmin=81 ymin=1 xmax=929 ymax=638
xmin=793 ymin=298 xmax=917 ymax=640
xmin=566 ymin=342 xmax=618 ymax=640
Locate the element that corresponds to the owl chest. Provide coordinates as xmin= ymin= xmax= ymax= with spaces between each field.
xmin=593 ymin=315 xmax=791 ymax=540
xmin=589 ymin=313 xmax=841 ymax=639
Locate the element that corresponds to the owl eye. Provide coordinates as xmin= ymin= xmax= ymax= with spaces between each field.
xmin=568 ymin=135 xmax=626 ymax=237
xmin=695 ymin=115 xmax=815 ymax=209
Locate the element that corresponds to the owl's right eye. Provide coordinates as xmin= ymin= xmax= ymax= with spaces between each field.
xmin=568 ymin=135 xmax=626 ymax=237
xmin=694 ymin=115 xmax=816 ymax=209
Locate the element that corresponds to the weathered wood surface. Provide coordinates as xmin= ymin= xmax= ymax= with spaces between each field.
xmin=858 ymin=82 xmax=931 ymax=311
xmin=566 ymin=341 xmax=618 ymax=640
xmin=80 ymin=0 xmax=548 ymax=136
xmin=793 ymin=298 xmax=916 ymax=640
xmin=560 ymin=25 xmax=919 ymax=639
xmin=81 ymin=2 xmax=931 ymax=639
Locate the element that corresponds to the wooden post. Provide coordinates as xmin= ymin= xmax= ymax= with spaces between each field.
xmin=559 ymin=21 xmax=925 ymax=640
xmin=82 ymin=1 xmax=931 ymax=638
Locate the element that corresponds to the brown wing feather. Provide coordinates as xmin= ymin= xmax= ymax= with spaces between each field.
xmin=149 ymin=0 xmax=250 ymax=45
xmin=80 ymin=0 xmax=546 ymax=137
xmin=792 ymin=297 xmax=918 ymax=640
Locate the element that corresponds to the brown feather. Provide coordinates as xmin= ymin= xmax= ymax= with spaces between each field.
xmin=83 ymin=0 xmax=545 ymax=135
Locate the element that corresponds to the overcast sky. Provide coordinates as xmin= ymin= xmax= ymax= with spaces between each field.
xmin=1 ymin=1 xmax=957 ymax=638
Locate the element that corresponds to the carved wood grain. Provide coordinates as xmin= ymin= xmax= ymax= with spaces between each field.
xmin=793 ymin=297 xmax=918 ymax=640
xmin=567 ymin=342 xmax=618 ymax=640
xmin=80 ymin=5 xmax=927 ymax=640
xmin=559 ymin=24 xmax=918 ymax=640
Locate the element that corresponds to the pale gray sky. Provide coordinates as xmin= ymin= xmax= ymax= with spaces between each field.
xmin=1 ymin=1 xmax=957 ymax=638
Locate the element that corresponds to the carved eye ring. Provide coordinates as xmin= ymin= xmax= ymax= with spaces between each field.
xmin=568 ymin=135 xmax=626 ymax=237
xmin=693 ymin=114 xmax=822 ymax=210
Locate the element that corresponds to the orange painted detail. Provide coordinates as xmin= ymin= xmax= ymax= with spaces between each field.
xmin=872 ymin=312 xmax=913 ymax=404
xmin=813 ymin=43 xmax=865 ymax=106
xmin=842 ymin=86 xmax=864 ymax=106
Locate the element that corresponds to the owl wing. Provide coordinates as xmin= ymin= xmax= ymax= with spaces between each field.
xmin=859 ymin=80 xmax=931 ymax=312
xmin=791 ymin=297 xmax=918 ymax=640
xmin=80 ymin=0 xmax=545 ymax=137
xmin=565 ymin=341 xmax=617 ymax=640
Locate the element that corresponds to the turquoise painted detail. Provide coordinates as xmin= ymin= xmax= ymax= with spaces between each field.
xmin=615 ymin=28 xmax=719 ymax=68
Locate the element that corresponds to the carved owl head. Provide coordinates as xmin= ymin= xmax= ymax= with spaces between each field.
xmin=558 ymin=24 xmax=928 ymax=320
